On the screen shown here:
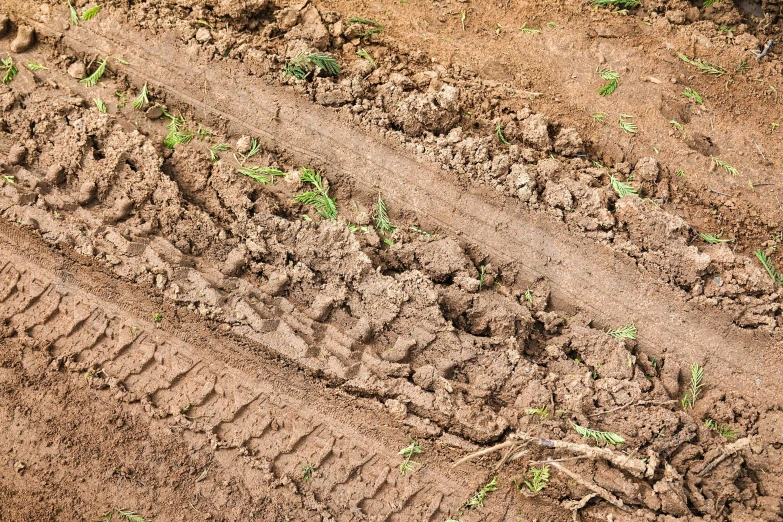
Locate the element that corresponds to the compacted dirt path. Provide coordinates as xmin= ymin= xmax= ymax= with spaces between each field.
xmin=1 ymin=1 xmax=783 ymax=521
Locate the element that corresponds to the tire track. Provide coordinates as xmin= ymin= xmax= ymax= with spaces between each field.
xmin=0 ymin=225 xmax=482 ymax=521
xmin=11 ymin=9 xmax=782 ymax=399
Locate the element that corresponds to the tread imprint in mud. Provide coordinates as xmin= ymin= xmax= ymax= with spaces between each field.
xmin=0 ymin=255 xmax=467 ymax=520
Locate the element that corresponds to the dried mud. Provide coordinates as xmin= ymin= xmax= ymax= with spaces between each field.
xmin=1 ymin=0 xmax=782 ymax=521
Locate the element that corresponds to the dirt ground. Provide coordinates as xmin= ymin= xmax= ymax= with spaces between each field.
xmin=1 ymin=0 xmax=782 ymax=520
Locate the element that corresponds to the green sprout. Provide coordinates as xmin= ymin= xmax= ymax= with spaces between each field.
xmin=681 ymin=363 xmax=704 ymax=409
xmin=398 ymin=436 xmax=422 ymax=476
xmin=523 ymin=465 xmax=550 ymax=493
xmin=1 ymin=57 xmax=18 ymax=85
xmin=610 ymin=175 xmax=637 ymax=198
xmin=607 ymin=323 xmax=637 ymax=340
xmin=80 ymin=58 xmax=108 ymax=87
xmin=237 ymin=166 xmax=285 ymax=185
xmin=132 ymin=82 xmax=149 ymax=109
xmin=683 ymin=87 xmax=703 ymax=104
xmin=82 ymin=4 xmax=102 ymax=21
xmin=699 ymin=231 xmax=732 ymax=244
xmin=597 ymin=67 xmax=619 ymax=96
xmin=294 ymin=169 xmax=338 ymax=219
xmin=285 ymin=52 xmax=341 ymax=80
xmin=467 ymin=476 xmax=498 ymax=508
xmin=572 ymin=423 xmax=625 ymax=445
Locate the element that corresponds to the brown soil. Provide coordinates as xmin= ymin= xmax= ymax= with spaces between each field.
xmin=1 ymin=0 xmax=782 ymax=520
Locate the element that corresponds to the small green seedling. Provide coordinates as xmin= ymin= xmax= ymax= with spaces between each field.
xmin=755 ymin=249 xmax=783 ymax=285
xmin=1 ymin=57 xmax=18 ymax=85
xmin=196 ymin=124 xmax=213 ymax=140
xmin=703 ymin=0 xmax=721 ymax=7
xmin=356 ymin=48 xmax=377 ymax=69
xmin=467 ymin=476 xmax=498 ymax=508
xmin=736 ymin=60 xmax=750 ymax=73
xmin=233 ymin=137 xmax=260 ymax=164
xmin=27 ymin=62 xmax=47 ymax=72
xmin=1 ymin=175 xmax=15 ymax=184
xmin=592 ymin=112 xmax=606 ymax=123
xmin=676 ymin=169 xmax=685 ymax=177
xmin=711 ymin=157 xmax=738 ymax=176
xmin=669 ymin=120 xmax=686 ymax=137
xmin=596 ymin=67 xmax=619 ymax=96
xmin=299 ymin=465 xmax=315 ymax=482
xmin=348 ymin=16 xmax=385 ymax=38
xmin=209 ymin=143 xmax=230 ymax=163
xmin=610 ymin=175 xmax=637 ymax=198
xmin=398 ymin=436 xmax=422 ymax=476
xmin=68 ymin=2 xmax=79 ymax=25
xmin=524 ymin=288 xmax=534 ymax=304
xmin=285 ymin=52 xmax=341 ymax=79
xmin=80 ymin=58 xmax=108 ymax=87
xmin=607 ymin=323 xmax=637 ymax=340
xmin=523 ymin=465 xmax=550 ymax=493
xmin=618 ymin=114 xmax=637 ymax=134
xmin=94 ymin=98 xmax=107 ymax=113
xmin=132 ymin=82 xmax=149 ymax=109
xmin=495 ymin=123 xmax=510 ymax=145
xmin=294 ymin=169 xmax=338 ymax=219
xmin=153 ymin=313 xmax=163 ymax=323
xmin=375 ymin=194 xmax=396 ymax=235
xmin=705 ymin=419 xmax=738 ymax=440
xmin=699 ymin=231 xmax=732 ymax=244
xmin=115 ymin=92 xmax=127 ymax=108
xmin=116 ymin=510 xmax=151 ymax=522
xmin=409 ymin=226 xmax=433 ymax=236
xmin=478 ymin=265 xmax=487 ymax=290
xmin=678 ymin=53 xmax=726 ymax=76
xmin=520 ymin=23 xmax=541 ymax=34
xmin=82 ymin=4 xmax=102 ymax=21
xmin=681 ymin=363 xmax=704 ymax=410
xmin=572 ymin=423 xmax=625 ymax=445
xmin=525 ymin=406 xmax=548 ymax=419
xmin=772 ymin=122 xmax=780 ymax=132
xmin=238 ymin=166 xmax=285 ymax=185
xmin=163 ymin=111 xmax=194 ymax=149
xmin=683 ymin=87 xmax=703 ymax=104
xmin=590 ymin=0 xmax=640 ymax=6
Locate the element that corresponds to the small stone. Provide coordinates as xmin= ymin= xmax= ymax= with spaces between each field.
xmin=235 ymin=135 xmax=252 ymax=154
xmin=10 ymin=26 xmax=36 ymax=53
xmin=67 ymin=61 xmax=86 ymax=79
xmin=145 ymin=105 xmax=164 ymax=120
xmin=195 ymin=27 xmax=212 ymax=43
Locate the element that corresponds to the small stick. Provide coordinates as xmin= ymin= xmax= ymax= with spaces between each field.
xmin=753 ymin=139 xmax=767 ymax=161
xmin=452 ymin=439 xmax=516 ymax=468
xmin=710 ymin=189 xmax=731 ymax=197
xmin=698 ymin=437 xmax=751 ymax=476
xmin=529 ymin=455 xmax=589 ymax=465
xmin=551 ymin=462 xmax=629 ymax=512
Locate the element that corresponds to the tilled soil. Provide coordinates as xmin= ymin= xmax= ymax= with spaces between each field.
xmin=1 ymin=0 xmax=783 ymax=521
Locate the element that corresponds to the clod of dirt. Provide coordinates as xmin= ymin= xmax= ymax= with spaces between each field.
xmin=46 ymin=164 xmax=64 ymax=185
xmin=553 ymin=128 xmax=584 ymax=157
xmin=112 ymin=197 xmax=133 ymax=222
xmin=415 ymin=238 xmax=472 ymax=282
xmin=145 ymin=105 xmax=164 ymax=120
xmin=8 ymin=144 xmax=26 ymax=165
xmin=521 ymin=113 xmax=552 ymax=151
xmin=382 ymin=336 xmax=416 ymax=363
xmin=0 ymin=15 xmax=9 ymax=37
xmin=391 ymin=85 xmax=462 ymax=137
xmin=236 ymin=135 xmax=252 ymax=154
xmin=77 ymin=181 xmax=97 ymax=205
xmin=195 ymin=27 xmax=212 ymax=43
xmin=307 ymin=293 xmax=335 ymax=321
xmin=10 ymin=25 xmax=35 ymax=53
xmin=221 ymin=246 xmax=248 ymax=276
xmin=67 ymin=62 xmax=86 ymax=79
